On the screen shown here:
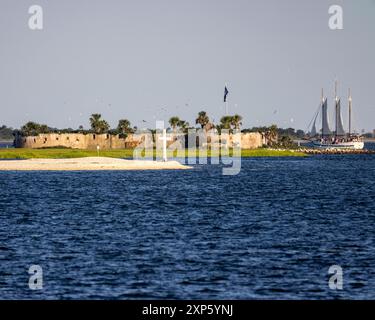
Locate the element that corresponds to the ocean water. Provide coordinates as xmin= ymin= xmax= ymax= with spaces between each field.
xmin=0 ymin=142 xmax=13 ymax=149
xmin=1 ymin=145 xmax=375 ymax=299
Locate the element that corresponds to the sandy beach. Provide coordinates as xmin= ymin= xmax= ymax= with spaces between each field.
xmin=0 ymin=157 xmax=191 ymax=171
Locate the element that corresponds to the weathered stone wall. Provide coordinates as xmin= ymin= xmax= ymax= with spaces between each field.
xmin=241 ymin=132 xmax=266 ymax=149
xmin=14 ymin=133 xmax=142 ymax=150
xmin=14 ymin=132 xmax=265 ymax=149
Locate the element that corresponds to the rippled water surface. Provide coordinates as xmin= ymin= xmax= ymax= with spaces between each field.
xmin=0 ymin=142 xmax=13 ymax=149
xmin=1 ymin=148 xmax=375 ymax=299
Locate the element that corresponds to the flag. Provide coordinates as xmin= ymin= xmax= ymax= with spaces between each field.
xmin=224 ymin=86 xmax=229 ymax=102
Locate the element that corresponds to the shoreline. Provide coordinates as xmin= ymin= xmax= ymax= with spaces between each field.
xmin=0 ymin=148 xmax=306 ymax=159
xmin=0 ymin=157 xmax=191 ymax=171
xmin=299 ymin=148 xmax=375 ymax=155
xmin=1 ymin=146 xmax=374 ymax=161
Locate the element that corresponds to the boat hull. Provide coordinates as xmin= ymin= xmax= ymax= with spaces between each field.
xmin=312 ymin=141 xmax=364 ymax=150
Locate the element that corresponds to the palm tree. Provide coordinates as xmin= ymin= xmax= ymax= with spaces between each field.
xmin=169 ymin=116 xmax=180 ymax=130
xmin=117 ymin=119 xmax=133 ymax=138
xmin=90 ymin=114 xmax=110 ymax=134
xmin=177 ymin=120 xmax=189 ymax=130
xmin=265 ymin=124 xmax=278 ymax=146
xmin=220 ymin=116 xmax=232 ymax=129
xmin=195 ymin=111 xmax=210 ymax=129
xmin=99 ymin=120 xmax=110 ymax=133
xmin=269 ymin=124 xmax=278 ymax=140
xmin=117 ymin=119 xmax=133 ymax=134
xmin=177 ymin=120 xmax=189 ymax=134
xmin=215 ymin=124 xmax=222 ymax=135
xmin=90 ymin=114 xmax=102 ymax=133
xmin=231 ymin=114 xmax=243 ymax=129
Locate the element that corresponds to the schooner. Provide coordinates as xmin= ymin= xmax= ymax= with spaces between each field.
xmin=310 ymin=81 xmax=364 ymax=150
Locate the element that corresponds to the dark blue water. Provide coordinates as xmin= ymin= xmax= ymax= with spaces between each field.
xmin=1 ymin=150 xmax=375 ymax=299
xmin=0 ymin=142 xmax=13 ymax=149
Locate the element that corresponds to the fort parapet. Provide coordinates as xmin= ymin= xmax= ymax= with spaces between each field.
xmin=14 ymin=133 xmax=140 ymax=149
xmin=14 ymin=132 xmax=265 ymax=150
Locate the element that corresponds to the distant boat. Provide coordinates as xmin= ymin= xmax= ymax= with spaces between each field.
xmin=309 ymin=82 xmax=364 ymax=150
xmin=312 ymin=139 xmax=364 ymax=150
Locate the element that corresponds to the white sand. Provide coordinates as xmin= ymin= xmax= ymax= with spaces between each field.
xmin=0 ymin=157 xmax=191 ymax=171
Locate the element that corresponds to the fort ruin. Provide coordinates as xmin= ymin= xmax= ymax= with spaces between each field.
xmin=14 ymin=132 xmax=265 ymax=150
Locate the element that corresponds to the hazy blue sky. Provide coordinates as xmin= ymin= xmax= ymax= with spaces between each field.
xmin=0 ymin=0 xmax=374 ymax=131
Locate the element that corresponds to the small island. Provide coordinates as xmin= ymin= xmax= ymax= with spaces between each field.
xmin=2 ymin=112 xmax=373 ymax=165
xmin=0 ymin=112 xmax=310 ymax=163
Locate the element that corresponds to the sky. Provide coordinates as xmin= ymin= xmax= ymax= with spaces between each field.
xmin=0 ymin=0 xmax=374 ymax=132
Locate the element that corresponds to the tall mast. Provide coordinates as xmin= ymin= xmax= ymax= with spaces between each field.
xmin=321 ymin=88 xmax=324 ymax=138
xmin=335 ymin=80 xmax=338 ymax=100
xmin=335 ymin=80 xmax=338 ymax=137
xmin=348 ymin=88 xmax=352 ymax=136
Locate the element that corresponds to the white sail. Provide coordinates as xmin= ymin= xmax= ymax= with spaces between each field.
xmin=322 ymin=98 xmax=331 ymax=136
xmin=335 ymin=99 xmax=346 ymax=136
xmin=310 ymin=111 xmax=319 ymax=136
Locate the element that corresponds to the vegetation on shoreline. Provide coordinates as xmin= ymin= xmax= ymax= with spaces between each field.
xmin=0 ymin=125 xmax=14 ymax=140
xmin=241 ymin=149 xmax=305 ymax=157
xmin=0 ymin=148 xmax=306 ymax=159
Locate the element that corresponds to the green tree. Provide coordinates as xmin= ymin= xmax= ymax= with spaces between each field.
xmin=231 ymin=114 xmax=243 ymax=129
xmin=265 ymin=124 xmax=278 ymax=146
xmin=0 ymin=125 xmax=15 ymax=140
xmin=89 ymin=113 xmax=110 ymax=134
xmin=177 ymin=120 xmax=189 ymax=130
xmin=89 ymin=114 xmax=102 ymax=133
xmin=117 ymin=119 xmax=133 ymax=137
xmin=20 ymin=121 xmax=50 ymax=136
xmin=39 ymin=124 xmax=50 ymax=134
xmin=169 ymin=116 xmax=180 ymax=130
xmin=195 ymin=111 xmax=210 ymax=129
xmin=219 ymin=116 xmax=232 ymax=129
xmin=279 ymin=135 xmax=294 ymax=148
